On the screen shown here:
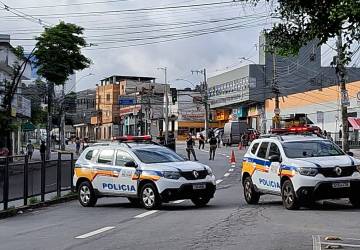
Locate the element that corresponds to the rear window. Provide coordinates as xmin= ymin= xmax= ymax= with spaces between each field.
xmin=97 ymin=150 xmax=114 ymax=164
xmin=250 ymin=143 xmax=259 ymax=154
xmin=257 ymin=142 xmax=269 ymax=159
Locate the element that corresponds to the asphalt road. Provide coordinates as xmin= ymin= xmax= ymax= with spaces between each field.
xmin=1 ymin=144 xmax=360 ymax=250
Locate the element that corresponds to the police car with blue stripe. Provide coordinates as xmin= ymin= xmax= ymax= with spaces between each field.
xmin=241 ymin=126 xmax=360 ymax=210
xmin=74 ymin=136 xmax=216 ymax=209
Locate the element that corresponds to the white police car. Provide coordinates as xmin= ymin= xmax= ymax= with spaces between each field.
xmin=74 ymin=136 xmax=216 ymax=209
xmin=241 ymin=127 xmax=360 ymax=210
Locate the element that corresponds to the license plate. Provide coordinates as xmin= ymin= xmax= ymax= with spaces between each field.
xmin=193 ymin=184 xmax=206 ymax=190
xmin=332 ymin=182 xmax=350 ymax=188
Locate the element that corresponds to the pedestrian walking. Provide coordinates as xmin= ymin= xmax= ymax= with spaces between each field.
xmin=208 ymin=128 xmax=215 ymax=139
xmin=241 ymin=133 xmax=248 ymax=149
xmin=40 ymin=141 xmax=46 ymax=162
xmin=186 ymin=133 xmax=197 ymax=161
xmin=75 ymin=137 xmax=81 ymax=155
xmin=209 ymin=136 xmax=217 ymax=160
xmin=26 ymin=140 xmax=34 ymax=160
xmin=198 ymin=134 xmax=205 ymax=150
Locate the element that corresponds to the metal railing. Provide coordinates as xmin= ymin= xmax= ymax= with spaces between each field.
xmin=0 ymin=152 xmax=75 ymax=211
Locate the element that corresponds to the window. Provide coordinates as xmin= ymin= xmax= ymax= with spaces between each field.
xmin=106 ymin=94 xmax=111 ymax=101
xmin=257 ymin=142 xmax=269 ymax=159
xmin=268 ymin=143 xmax=280 ymax=157
xmin=97 ymin=149 xmax=114 ymax=164
xmin=116 ymin=150 xmax=134 ymax=167
xmin=85 ymin=150 xmax=93 ymax=160
xmin=250 ymin=143 xmax=259 ymax=154
xmin=133 ymin=148 xmax=184 ymax=164
xmin=283 ymin=141 xmax=344 ymax=158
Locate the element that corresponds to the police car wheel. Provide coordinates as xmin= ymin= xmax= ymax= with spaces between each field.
xmin=78 ymin=181 xmax=97 ymax=207
xmin=191 ymin=196 xmax=211 ymax=207
xmin=140 ymin=183 xmax=161 ymax=210
xmin=281 ymin=180 xmax=299 ymax=210
xmin=349 ymin=194 xmax=360 ymax=208
xmin=243 ymin=177 xmax=260 ymax=204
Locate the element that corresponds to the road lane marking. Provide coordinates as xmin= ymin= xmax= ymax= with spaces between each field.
xmin=134 ymin=210 xmax=159 ymax=218
xmin=312 ymin=235 xmax=321 ymax=250
xmin=320 ymin=242 xmax=360 ymax=248
xmin=228 ymin=169 xmax=234 ymax=172
xmin=75 ymin=226 xmax=115 ymax=239
xmin=224 ymin=173 xmax=230 ymax=177
xmin=216 ymin=179 xmax=223 ymax=184
xmin=172 ymin=200 xmax=185 ymax=204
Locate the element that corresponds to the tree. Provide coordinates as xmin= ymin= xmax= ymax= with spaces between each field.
xmin=249 ymin=0 xmax=360 ymax=151
xmin=34 ymin=21 xmax=91 ymax=153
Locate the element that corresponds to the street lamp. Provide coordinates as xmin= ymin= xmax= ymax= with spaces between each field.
xmin=175 ymin=78 xmax=196 ymax=88
xmin=157 ymin=67 xmax=169 ymax=144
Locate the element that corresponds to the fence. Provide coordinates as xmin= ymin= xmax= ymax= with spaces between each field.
xmin=0 ymin=152 xmax=75 ymax=211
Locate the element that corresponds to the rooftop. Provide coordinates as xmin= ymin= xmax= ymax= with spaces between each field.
xmin=100 ymin=75 xmax=156 ymax=84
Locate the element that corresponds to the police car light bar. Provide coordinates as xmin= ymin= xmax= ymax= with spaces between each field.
xmin=271 ymin=126 xmax=319 ymax=134
xmin=112 ymin=135 xmax=152 ymax=141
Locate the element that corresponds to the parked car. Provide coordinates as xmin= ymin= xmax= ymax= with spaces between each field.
xmin=222 ymin=121 xmax=250 ymax=145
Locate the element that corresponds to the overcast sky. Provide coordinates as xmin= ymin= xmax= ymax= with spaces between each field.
xmin=2 ymin=0 xmax=278 ymax=90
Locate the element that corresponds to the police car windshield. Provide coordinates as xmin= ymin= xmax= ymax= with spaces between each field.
xmin=133 ymin=148 xmax=185 ymax=164
xmin=282 ymin=140 xmax=344 ymax=158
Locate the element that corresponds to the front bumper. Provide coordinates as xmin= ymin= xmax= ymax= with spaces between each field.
xmin=296 ymin=180 xmax=360 ymax=201
xmin=160 ymin=183 xmax=216 ymax=202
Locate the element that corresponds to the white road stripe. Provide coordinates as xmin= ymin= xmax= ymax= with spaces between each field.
xmin=230 ymin=164 xmax=236 ymax=167
xmin=228 ymin=168 xmax=234 ymax=172
xmin=216 ymin=179 xmax=223 ymax=184
xmin=75 ymin=226 xmax=115 ymax=239
xmin=224 ymin=173 xmax=230 ymax=177
xmin=320 ymin=242 xmax=360 ymax=248
xmin=134 ymin=210 xmax=159 ymax=218
xmin=312 ymin=235 xmax=321 ymax=250
xmin=172 ymin=200 xmax=185 ymax=204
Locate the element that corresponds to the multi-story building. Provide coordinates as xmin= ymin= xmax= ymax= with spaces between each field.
xmin=73 ymin=89 xmax=96 ymax=140
xmin=208 ymin=31 xmax=360 ymax=133
xmin=0 ymin=34 xmax=32 ymax=154
xmin=91 ymin=75 xmax=157 ymax=140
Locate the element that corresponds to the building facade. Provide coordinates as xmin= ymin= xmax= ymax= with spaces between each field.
xmin=207 ymin=32 xmax=360 ymax=133
xmin=74 ymin=89 xmax=96 ymax=140
xmin=91 ymin=75 xmax=157 ymax=140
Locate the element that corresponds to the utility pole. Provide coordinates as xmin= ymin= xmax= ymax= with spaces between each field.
xmin=46 ymin=82 xmax=54 ymax=160
xmin=192 ymin=69 xmax=209 ymax=139
xmin=336 ymin=31 xmax=349 ymax=152
xmin=272 ymin=53 xmax=280 ymax=129
xmin=158 ymin=67 xmax=169 ymax=144
xmin=60 ymin=84 xmax=66 ymax=151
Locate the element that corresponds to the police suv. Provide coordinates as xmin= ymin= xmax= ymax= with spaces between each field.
xmin=74 ymin=136 xmax=216 ymax=209
xmin=241 ymin=127 xmax=360 ymax=210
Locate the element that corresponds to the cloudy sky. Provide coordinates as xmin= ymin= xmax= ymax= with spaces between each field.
xmin=2 ymin=0 xmax=277 ymax=90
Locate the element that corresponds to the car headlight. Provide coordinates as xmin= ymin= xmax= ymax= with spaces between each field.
xmin=162 ymin=171 xmax=181 ymax=179
xmin=206 ymin=167 xmax=213 ymax=176
xmin=297 ymin=167 xmax=318 ymax=177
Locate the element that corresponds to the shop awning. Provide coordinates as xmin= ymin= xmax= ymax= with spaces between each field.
xmin=348 ymin=117 xmax=360 ymax=130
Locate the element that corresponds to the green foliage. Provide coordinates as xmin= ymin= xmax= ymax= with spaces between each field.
xmin=252 ymin=0 xmax=360 ymax=62
xmin=34 ymin=21 xmax=91 ymax=86
xmin=29 ymin=197 xmax=39 ymax=205
xmin=22 ymin=81 xmax=48 ymax=126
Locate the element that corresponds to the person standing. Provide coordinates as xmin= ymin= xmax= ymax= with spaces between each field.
xmin=40 ymin=141 xmax=46 ymax=162
xmin=209 ymin=135 xmax=217 ymax=160
xmin=75 ymin=137 xmax=81 ymax=155
xmin=198 ymin=134 xmax=205 ymax=150
xmin=26 ymin=140 xmax=34 ymax=160
xmin=186 ymin=133 xmax=197 ymax=161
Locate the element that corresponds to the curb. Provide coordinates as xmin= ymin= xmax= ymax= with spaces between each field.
xmin=0 ymin=193 xmax=77 ymax=220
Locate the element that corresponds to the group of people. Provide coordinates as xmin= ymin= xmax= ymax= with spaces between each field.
xmin=186 ymin=128 xmax=221 ymax=161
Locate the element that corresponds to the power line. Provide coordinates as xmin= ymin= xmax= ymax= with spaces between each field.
xmin=0 ymin=1 xmax=242 ymax=19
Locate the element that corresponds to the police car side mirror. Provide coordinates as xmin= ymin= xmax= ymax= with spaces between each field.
xmin=125 ymin=161 xmax=138 ymax=168
xmin=268 ymin=155 xmax=281 ymax=163
xmin=346 ymin=151 xmax=354 ymax=157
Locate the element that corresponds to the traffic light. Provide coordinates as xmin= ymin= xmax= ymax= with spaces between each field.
xmin=170 ymin=88 xmax=177 ymax=104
